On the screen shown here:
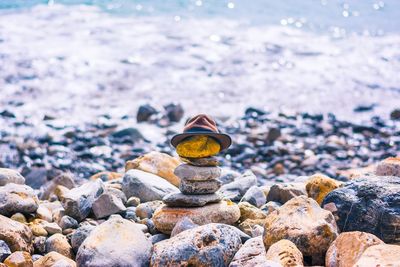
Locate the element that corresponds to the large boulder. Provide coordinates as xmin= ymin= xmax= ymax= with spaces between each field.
xmin=305 ymin=174 xmax=342 ymax=205
xmin=322 ymin=175 xmax=400 ymax=243
xmin=153 ymin=200 xmax=240 ymax=234
xmin=151 ymin=223 xmax=242 ymax=267
xmin=354 ymin=244 xmax=400 ymax=266
xmin=267 ymin=182 xmax=306 ymax=204
xmin=0 ymin=168 xmax=25 ymax=186
xmin=76 ymin=218 xmax=151 ymax=267
xmin=122 ymin=169 xmax=178 ymax=202
xmin=263 ymin=196 xmax=338 ymax=265
xmin=0 ymin=183 xmax=39 ymax=216
xmin=33 ymin=251 xmax=76 ymax=267
xmin=0 ymin=215 xmax=33 ymax=253
xmin=265 ymin=239 xmax=303 ymax=267
xmin=219 ymin=171 xmax=257 ymax=201
xmin=325 ymin=231 xmax=383 ymax=267
xmin=61 ymin=179 xmax=104 ymax=221
xmin=125 ymin=152 xmax=181 ymax=187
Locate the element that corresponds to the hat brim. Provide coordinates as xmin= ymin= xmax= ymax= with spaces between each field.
xmin=171 ymin=132 xmax=232 ymax=151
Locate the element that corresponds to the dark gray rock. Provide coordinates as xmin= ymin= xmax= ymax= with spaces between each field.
xmin=179 ymin=179 xmax=222 ymax=195
xmin=150 ymin=234 xmax=169 ymax=244
xmin=58 ymin=215 xmax=79 ymax=230
xmin=23 ymin=167 xmax=48 ymax=189
xmin=151 ymin=223 xmax=242 ymax=266
xmin=0 ymin=168 xmax=25 ymax=186
xmin=0 ymin=240 xmax=11 ymax=262
xmin=163 ymin=192 xmax=222 ymax=207
xmin=322 ymin=175 xmax=400 ymax=243
xmin=122 ymin=169 xmax=178 ymax=202
xmin=111 ymin=127 xmax=143 ymax=141
xmin=76 ymin=218 xmax=151 ymax=267
xmin=92 ymin=192 xmax=126 ymax=219
xmin=33 ymin=236 xmax=46 ymax=254
xmin=164 ymin=103 xmax=184 ymax=122
xmin=137 ymin=104 xmax=158 ymax=122
xmin=123 ymin=207 xmax=138 ymax=221
xmin=0 ymin=183 xmax=39 ymax=216
xmin=241 ymin=186 xmax=266 ymax=207
xmin=390 ymin=109 xmax=400 ymax=120
xmin=219 ymin=171 xmax=257 ymax=201
xmin=61 ymin=179 xmax=104 ymax=221
xmin=170 ymin=217 xmax=199 ymax=237
xmin=267 ymin=182 xmax=306 ymax=204
xmin=71 ymin=225 xmax=95 ymax=253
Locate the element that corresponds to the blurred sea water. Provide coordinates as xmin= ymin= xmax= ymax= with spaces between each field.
xmin=0 ymin=0 xmax=399 ymax=122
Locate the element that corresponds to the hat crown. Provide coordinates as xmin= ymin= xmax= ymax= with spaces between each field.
xmin=183 ymin=114 xmax=219 ymax=133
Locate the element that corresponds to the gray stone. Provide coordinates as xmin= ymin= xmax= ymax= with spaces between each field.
xmin=105 ymin=187 xmax=127 ymax=204
xmin=24 ymin=167 xmax=48 ymax=189
xmin=62 ymin=180 xmax=104 ymax=221
xmin=322 ymin=175 xmax=400 ymax=243
xmin=0 ymin=240 xmax=11 ymax=262
xmin=122 ymin=169 xmax=178 ymax=202
xmin=150 ymin=234 xmax=169 ymax=244
xmin=135 ymin=200 xmax=163 ymax=219
xmin=59 ymin=216 xmax=78 ymax=230
xmin=71 ymin=225 xmax=95 ymax=253
xmin=92 ymin=193 xmax=126 ymax=219
xmin=0 ymin=183 xmax=39 ymax=216
xmin=163 ymin=192 xmax=222 ymax=207
xmin=219 ymin=171 xmax=257 ymax=201
xmin=43 ymin=222 xmax=62 ymax=235
xmin=219 ymin=168 xmax=241 ymax=185
xmin=267 ymin=182 xmax=306 ymax=204
xmin=170 ymin=217 xmax=199 ymax=237
xmin=241 ymin=186 xmax=266 ymax=207
xmin=179 ymin=179 xmax=222 ymax=195
xmin=123 ymin=207 xmax=138 ymax=221
xmin=174 ymin=164 xmax=221 ymax=181
xmin=76 ymin=218 xmax=152 ymax=267
xmin=151 ymin=223 xmax=242 ymax=266
xmin=260 ymin=201 xmax=281 ymax=215
xmin=126 ymin=196 xmax=140 ymax=207
xmin=0 ymin=168 xmax=25 ymax=186
xmin=39 ymin=173 xmax=75 ymax=200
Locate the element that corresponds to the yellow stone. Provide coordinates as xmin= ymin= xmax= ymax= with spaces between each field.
xmin=176 ymin=135 xmax=220 ymax=158
xmin=306 ymin=174 xmax=342 ymax=205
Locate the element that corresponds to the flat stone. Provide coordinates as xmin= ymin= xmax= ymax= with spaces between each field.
xmin=267 ymin=182 xmax=306 ymax=204
xmin=163 ymin=192 xmax=222 ymax=207
xmin=153 ymin=200 xmax=240 ymax=234
xmin=266 ymin=239 xmax=304 ymax=267
xmin=219 ymin=171 xmax=257 ymax=201
xmin=151 ymin=223 xmax=241 ymax=266
xmin=92 ymin=193 xmax=126 ymax=219
xmin=0 ymin=168 xmax=25 ymax=186
xmin=122 ymin=169 xmax=178 ymax=202
xmin=179 ymin=179 xmax=222 ymax=194
xmin=0 ymin=183 xmax=39 ymax=216
xmin=76 ymin=218 xmax=151 ymax=267
xmin=174 ymin=164 xmax=221 ymax=181
xmin=33 ymin=251 xmax=76 ymax=267
xmin=180 ymin=156 xmax=220 ymax=167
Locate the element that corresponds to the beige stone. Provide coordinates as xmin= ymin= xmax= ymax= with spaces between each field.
xmin=89 ymin=171 xmax=123 ymax=181
xmin=354 ymin=244 xmax=400 ymax=267
xmin=306 ymin=174 xmax=342 ymax=205
xmin=4 ymin=251 xmax=33 ymax=267
xmin=0 ymin=215 xmax=33 ymax=253
xmin=266 ymin=239 xmax=304 ymax=267
xmin=238 ymin=202 xmax=266 ymax=237
xmin=45 ymin=233 xmax=74 ymax=259
xmin=33 ymin=252 xmax=76 ymax=267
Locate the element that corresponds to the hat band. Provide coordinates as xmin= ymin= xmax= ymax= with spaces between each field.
xmin=183 ymin=127 xmax=218 ymax=134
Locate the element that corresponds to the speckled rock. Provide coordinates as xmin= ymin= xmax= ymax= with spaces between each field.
xmin=136 ymin=201 xmax=163 ymax=219
xmin=241 ymin=186 xmax=267 ymax=207
xmin=0 ymin=215 xmax=33 ymax=253
xmin=122 ymin=169 xmax=178 ymax=202
xmin=33 ymin=252 xmax=76 ymax=267
xmin=229 ymin=236 xmax=280 ymax=267
xmin=265 ymin=239 xmax=304 ymax=267
xmin=92 ymin=192 xmax=126 ymax=219
xmin=153 ymin=200 xmax=240 ymax=234
xmin=76 ymin=218 xmax=151 ymax=267
xmin=263 ymin=196 xmax=338 ymax=265
xmin=375 ymin=157 xmax=400 ymax=177
xmin=237 ymin=202 xmax=266 ymax=237
xmin=45 ymin=233 xmax=74 ymax=259
xmin=179 ymin=179 xmax=222 ymax=194
xmin=4 ymin=251 xmax=33 ymax=267
xmin=305 ymin=174 xmax=342 ymax=205
xmin=325 ymin=231 xmax=383 ymax=267
xmin=267 ymin=182 xmax=306 ymax=204
xmin=163 ymin=192 xmax=222 ymax=207
xmin=354 ymin=244 xmax=400 ymax=266
xmin=174 ymin=164 xmax=221 ymax=181
xmin=170 ymin=217 xmax=199 ymax=237
xmin=0 ymin=183 xmax=39 ymax=216
xmin=322 ymin=175 xmax=400 ymax=243
xmin=61 ymin=179 xmax=104 ymax=221
xmin=0 ymin=168 xmax=25 ymax=186
xmin=125 ymin=151 xmax=181 ymax=187
xmin=219 ymin=171 xmax=257 ymax=201
xmin=151 ymin=223 xmax=242 ymax=267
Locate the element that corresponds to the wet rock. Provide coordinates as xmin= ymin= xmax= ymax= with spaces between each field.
xmin=33 ymin=251 xmax=76 ymax=267
xmin=265 ymin=239 xmax=304 ymax=267
xmin=4 ymin=251 xmax=33 ymax=267
xmin=137 ymin=104 xmax=158 ymax=122
xmin=229 ymin=236 xmax=279 ymax=267
xmin=174 ymin=164 xmax=221 ymax=181
xmin=122 ymin=169 xmax=178 ymax=202
xmin=322 ymin=175 xmax=400 ymax=243
xmin=76 ymin=218 xmax=151 ymax=267
xmin=163 ymin=192 xmax=222 ymax=207
xmin=263 ymin=196 xmax=338 ymax=265
xmin=61 ymin=179 xmax=104 ymax=221
xmin=151 ymin=223 xmax=241 ymax=266
xmin=164 ymin=103 xmax=184 ymax=122
xmin=219 ymin=171 xmax=257 ymax=201
xmin=260 ymin=201 xmax=281 ymax=215
xmin=325 ymin=231 xmax=383 ymax=267
xmin=267 ymin=182 xmax=306 ymax=204
xmin=241 ymin=186 xmax=266 ymax=207
xmin=92 ymin=192 xmax=126 ymax=219
xmin=170 ymin=217 xmax=199 ymax=237
xmin=0 ymin=240 xmax=11 ymax=262
xmin=89 ymin=171 xmax=122 ymax=181
xmin=375 ymin=157 xmax=400 ymax=177
xmin=136 ymin=200 xmax=163 ymax=219
xmin=153 ymin=200 xmax=240 ymax=234
xmin=353 ymin=244 xmax=400 ymax=266
xmin=390 ymin=108 xmax=400 ymax=120
xmin=0 ymin=183 xmax=39 ymax=216
xmin=305 ymin=174 xmax=342 ymax=205
xmin=71 ymin=225 xmax=95 ymax=253
xmin=125 ymin=152 xmax=181 ymax=187
xmin=179 ymin=179 xmax=222 ymax=194
xmin=0 ymin=168 xmax=25 ymax=186
xmin=45 ymin=233 xmax=74 ymax=259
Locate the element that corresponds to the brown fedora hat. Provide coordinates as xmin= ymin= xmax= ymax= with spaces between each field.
xmin=171 ymin=114 xmax=232 ymax=151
